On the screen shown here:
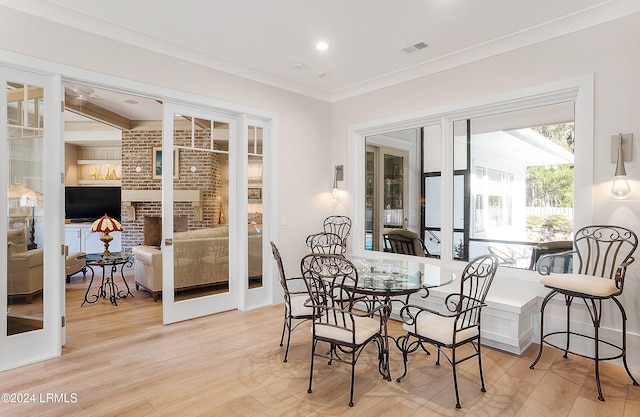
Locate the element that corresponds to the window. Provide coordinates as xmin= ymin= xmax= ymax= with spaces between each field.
xmin=446 ymin=103 xmax=575 ymax=267
xmin=352 ymin=76 xmax=593 ymax=273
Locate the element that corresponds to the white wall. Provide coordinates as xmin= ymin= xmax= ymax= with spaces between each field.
xmin=0 ymin=6 xmax=335 ymax=282
xmin=331 ymin=12 xmax=640 ymax=352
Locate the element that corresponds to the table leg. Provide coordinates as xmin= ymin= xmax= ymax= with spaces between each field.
xmin=80 ymin=256 xmax=133 ymax=306
xmin=97 ymin=265 xmax=108 ymax=300
xmin=116 ymin=259 xmax=134 ymax=299
xmin=377 ymin=293 xmax=418 ymax=381
xmin=375 ymin=295 xmax=392 ymax=381
xmin=81 ymin=265 xmax=97 ymax=306
xmin=107 ymin=263 xmax=119 ymax=306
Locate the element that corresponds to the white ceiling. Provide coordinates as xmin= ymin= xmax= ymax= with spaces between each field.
xmin=3 ymin=0 xmax=639 ymax=102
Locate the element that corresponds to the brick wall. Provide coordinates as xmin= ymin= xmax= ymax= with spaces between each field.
xmin=120 ymin=129 xmax=224 ymax=250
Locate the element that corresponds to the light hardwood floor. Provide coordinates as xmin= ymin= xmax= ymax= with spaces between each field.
xmin=1 ymin=270 xmax=639 ymax=417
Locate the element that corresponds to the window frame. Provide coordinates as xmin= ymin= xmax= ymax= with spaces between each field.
xmin=348 ymin=75 xmax=593 ymax=280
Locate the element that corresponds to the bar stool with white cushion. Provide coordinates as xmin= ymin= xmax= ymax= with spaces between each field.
xmin=530 ymin=225 xmax=639 ymax=401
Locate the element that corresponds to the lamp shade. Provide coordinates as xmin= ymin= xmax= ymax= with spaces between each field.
xmin=91 ymin=214 xmax=123 ymax=233
xmin=19 ymin=190 xmax=43 ymax=208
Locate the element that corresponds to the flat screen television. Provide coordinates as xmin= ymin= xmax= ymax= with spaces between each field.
xmin=65 ymin=186 xmax=121 ymax=222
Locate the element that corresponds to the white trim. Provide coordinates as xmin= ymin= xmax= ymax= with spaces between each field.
xmin=0 ymin=0 xmax=640 ymax=102
xmin=0 ymin=49 xmax=277 ymax=122
xmin=332 ymin=0 xmax=639 ymax=101
xmin=1 ymin=1 xmax=636 ymax=102
xmin=0 ymin=67 xmax=63 ymax=371
xmin=237 ymin=113 xmax=249 ymax=311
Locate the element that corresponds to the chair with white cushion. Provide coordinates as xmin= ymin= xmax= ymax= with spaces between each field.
xmin=395 ymin=254 xmax=498 ymax=409
xmin=530 ymin=225 xmax=639 ymax=401
xmin=270 ymin=241 xmax=313 ymax=362
xmin=301 ymin=253 xmax=386 ymax=407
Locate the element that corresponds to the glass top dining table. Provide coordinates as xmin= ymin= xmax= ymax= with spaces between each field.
xmin=349 ymin=257 xmax=456 ymax=296
xmin=346 ymin=256 xmax=456 ymax=381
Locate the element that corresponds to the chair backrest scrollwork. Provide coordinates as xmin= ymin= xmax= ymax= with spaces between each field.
xmin=301 ymin=253 xmax=359 ymax=319
xmin=306 ymin=232 xmax=345 ymax=255
xmin=573 ymin=225 xmax=637 ymax=293
xmin=446 ymin=254 xmax=498 ymax=330
xmin=322 ymin=216 xmax=352 ymax=248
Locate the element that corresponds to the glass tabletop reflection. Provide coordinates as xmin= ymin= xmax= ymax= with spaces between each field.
xmin=350 ymin=257 xmax=455 ymax=295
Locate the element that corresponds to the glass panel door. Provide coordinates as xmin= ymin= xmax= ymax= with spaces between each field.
xmin=364 ymin=142 xmax=408 ymax=252
xmin=247 ymin=124 xmax=263 ymax=289
xmin=162 ymin=102 xmax=237 ymax=324
xmin=1 ymin=68 xmax=61 ymax=371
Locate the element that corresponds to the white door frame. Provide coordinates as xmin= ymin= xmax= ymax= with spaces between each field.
xmin=0 ymin=67 xmax=64 ymax=372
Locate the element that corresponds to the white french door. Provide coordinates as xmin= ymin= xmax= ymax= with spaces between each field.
xmin=161 ymin=102 xmax=238 ymax=324
xmin=0 ymin=67 xmax=64 ymax=371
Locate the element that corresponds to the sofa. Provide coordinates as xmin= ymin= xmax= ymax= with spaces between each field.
xmin=132 ymin=225 xmax=262 ymax=301
xmin=65 ymin=252 xmax=87 ymax=283
xmin=7 ymin=228 xmax=44 ymax=303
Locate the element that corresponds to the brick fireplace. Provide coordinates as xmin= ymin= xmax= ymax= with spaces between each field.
xmin=119 ymin=129 xmax=226 ymax=251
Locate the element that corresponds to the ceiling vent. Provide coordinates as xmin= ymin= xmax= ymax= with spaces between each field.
xmin=400 ymin=41 xmax=428 ymax=53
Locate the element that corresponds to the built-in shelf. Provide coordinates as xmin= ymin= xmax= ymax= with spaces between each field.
xmin=77 ymin=159 xmax=122 ymax=183
xmin=68 ymin=146 xmax=123 ymax=186
xmin=77 ymin=179 xmax=122 ymax=185
xmin=77 ymin=159 xmax=121 ymax=165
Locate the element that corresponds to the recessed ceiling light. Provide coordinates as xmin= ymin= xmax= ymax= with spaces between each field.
xmin=316 ymin=72 xmax=326 ymax=78
xmin=290 ymin=62 xmax=305 ymax=69
xmin=316 ymin=41 xmax=329 ymax=51
xmin=124 ymin=99 xmax=138 ymax=104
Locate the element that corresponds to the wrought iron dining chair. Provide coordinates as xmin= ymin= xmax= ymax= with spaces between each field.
xmin=395 ymin=254 xmax=499 ymax=409
xmin=301 ymin=253 xmax=386 ymax=407
xmin=322 ymin=215 xmax=352 ymax=249
xmin=305 ymin=231 xmax=346 ymax=255
xmin=270 ymin=241 xmax=313 ymax=362
xmin=383 ymin=229 xmax=435 ymax=257
xmin=528 ymin=240 xmax=573 ymax=271
xmin=306 ymin=231 xmax=372 ymax=312
xmin=529 ymin=225 xmax=639 ymax=401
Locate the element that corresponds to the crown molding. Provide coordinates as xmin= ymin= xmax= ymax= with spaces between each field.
xmin=330 ymin=0 xmax=640 ymax=102
xmin=1 ymin=0 xmax=638 ymax=103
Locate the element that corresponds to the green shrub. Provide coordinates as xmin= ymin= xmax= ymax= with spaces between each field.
xmin=544 ymin=214 xmax=571 ymax=231
xmin=526 ymin=215 xmax=545 ymax=228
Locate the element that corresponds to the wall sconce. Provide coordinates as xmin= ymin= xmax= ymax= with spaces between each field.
xmin=332 ymin=165 xmax=343 ymax=201
xmin=611 ymin=133 xmax=633 ymax=199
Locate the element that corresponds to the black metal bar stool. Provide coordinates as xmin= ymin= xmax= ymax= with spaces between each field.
xmin=530 ymin=225 xmax=639 ymax=401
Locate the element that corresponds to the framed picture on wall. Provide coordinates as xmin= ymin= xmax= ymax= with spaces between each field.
xmin=248 ymin=187 xmax=262 ymax=201
xmin=152 ymin=147 xmax=179 ymax=179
